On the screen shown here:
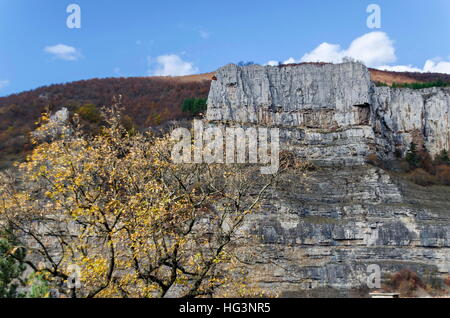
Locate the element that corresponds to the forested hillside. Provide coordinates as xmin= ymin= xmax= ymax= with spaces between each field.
xmin=0 ymin=74 xmax=212 ymax=168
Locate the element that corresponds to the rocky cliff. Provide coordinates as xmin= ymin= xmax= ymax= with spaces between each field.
xmin=207 ymin=62 xmax=450 ymax=166
xmin=206 ymin=62 xmax=450 ymax=295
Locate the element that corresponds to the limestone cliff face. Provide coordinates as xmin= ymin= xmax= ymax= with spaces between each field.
xmin=372 ymin=86 xmax=450 ymax=157
xmin=206 ymin=62 xmax=450 ymax=294
xmin=207 ymin=62 xmax=450 ymax=165
xmin=207 ymin=62 xmax=371 ymax=128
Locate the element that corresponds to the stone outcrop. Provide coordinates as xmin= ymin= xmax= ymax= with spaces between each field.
xmin=207 ymin=62 xmax=371 ymax=128
xmin=206 ymin=62 xmax=450 ymax=295
xmin=372 ymin=86 xmax=450 ymax=158
xmin=207 ymin=62 xmax=450 ymax=165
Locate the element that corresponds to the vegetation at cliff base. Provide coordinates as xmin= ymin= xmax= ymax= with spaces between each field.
xmin=404 ymin=145 xmax=450 ymax=186
xmin=405 ymin=142 xmax=421 ymax=168
xmin=367 ymin=143 xmax=450 ymax=187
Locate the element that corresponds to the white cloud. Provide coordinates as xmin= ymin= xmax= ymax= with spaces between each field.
xmin=265 ymin=60 xmax=279 ymax=66
xmin=299 ymin=43 xmax=344 ymax=64
xmin=0 ymin=80 xmax=10 ymax=90
xmin=377 ymin=59 xmax=450 ymax=74
xmin=265 ymin=31 xmax=450 ymax=74
xmin=44 ymin=44 xmax=82 ymax=61
xmin=150 ymin=54 xmax=199 ymax=76
xmin=283 ymin=57 xmax=298 ymax=65
xmin=299 ymin=32 xmax=396 ymax=67
xmin=344 ymin=32 xmax=396 ymax=67
xmin=377 ymin=65 xmax=423 ymax=73
xmin=423 ymin=59 xmax=450 ymax=73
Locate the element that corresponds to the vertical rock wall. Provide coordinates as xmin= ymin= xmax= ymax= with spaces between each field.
xmin=207 ymin=62 xmax=450 ymax=163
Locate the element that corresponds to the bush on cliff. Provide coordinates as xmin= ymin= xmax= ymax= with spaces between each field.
xmin=435 ymin=149 xmax=450 ymax=165
xmin=181 ymin=98 xmax=207 ymax=116
xmin=397 ymin=145 xmax=450 ymax=187
xmin=76 ymin=104 xmax=101 ymax=123
xmin=405 ymin=142 xmax=421 ymax=169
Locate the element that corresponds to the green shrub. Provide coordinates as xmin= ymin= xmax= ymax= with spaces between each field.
xmin=0 ymin=229 xmax=26 ymax=298
xmin=25 ymin=273 xmax=50 ymax=298
xmin=405 ymin=142 xmax=421 ymax=169
xmin=77 ymin=104 xmax=101 ymax=123
xmin=435 ymin=149 xmax=450 ymax=165
xmin=181 ymin=98 xmax=207 ymax=116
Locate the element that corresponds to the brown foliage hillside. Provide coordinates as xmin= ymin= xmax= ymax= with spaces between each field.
xmin=369 ymin=68 xmax=450 ymax=85
xmin=0 ymin=73 xmax=212 ymax=168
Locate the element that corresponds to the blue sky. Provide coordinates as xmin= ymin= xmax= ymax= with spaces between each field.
xmin=1 ymin=0 xmax=450 ymax=96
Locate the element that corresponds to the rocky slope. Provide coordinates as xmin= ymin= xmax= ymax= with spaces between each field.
xmin=207 ymin=62 xmax=450 ymax=294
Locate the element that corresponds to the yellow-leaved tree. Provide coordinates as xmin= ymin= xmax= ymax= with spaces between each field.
xmin=0 ymin=101 xmax=277 ymax=298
